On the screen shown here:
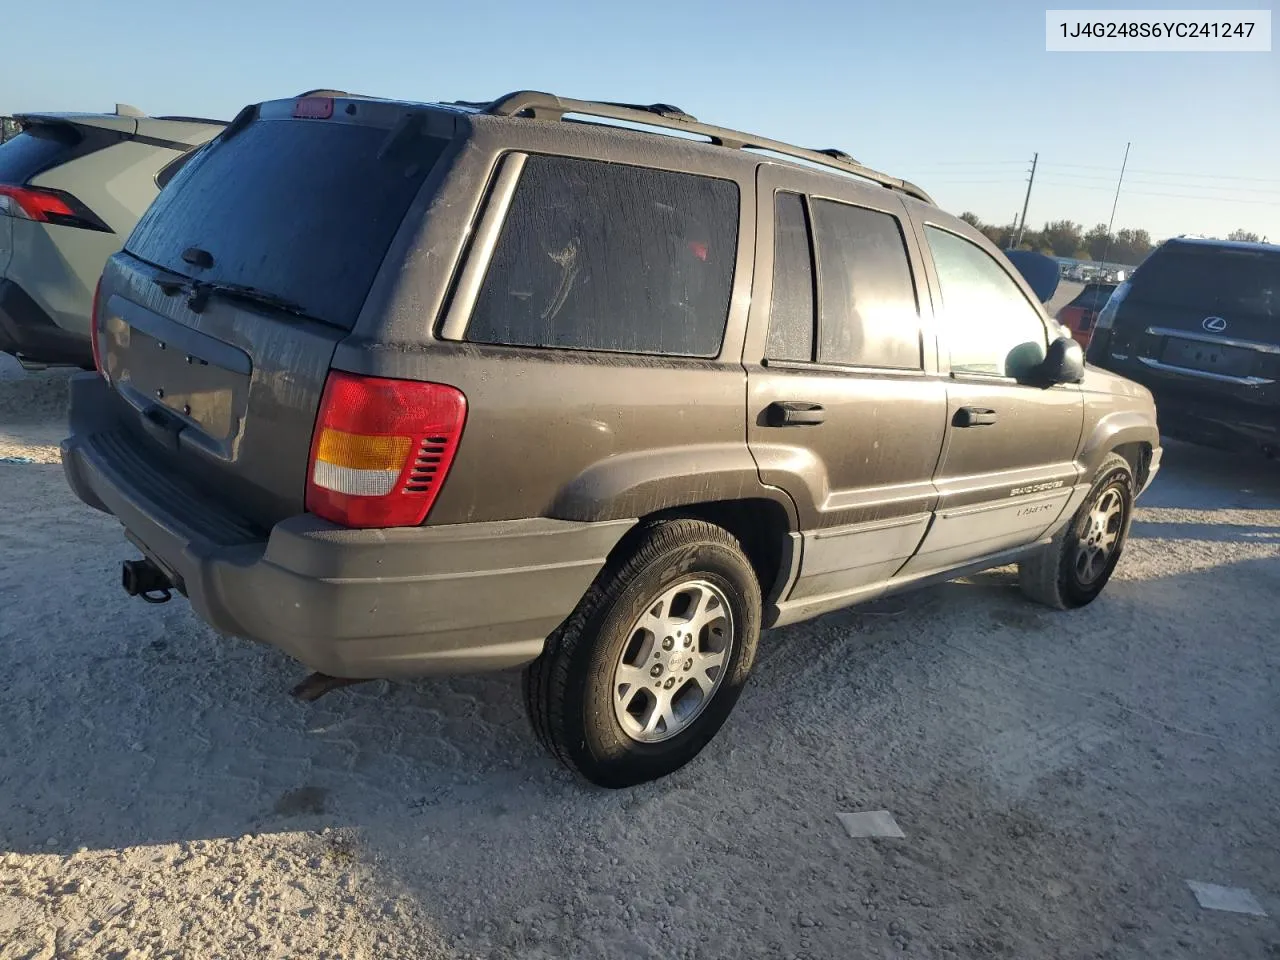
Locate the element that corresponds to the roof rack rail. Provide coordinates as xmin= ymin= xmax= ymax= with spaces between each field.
xmin=481 ymin=90 xmax=933 ymax=205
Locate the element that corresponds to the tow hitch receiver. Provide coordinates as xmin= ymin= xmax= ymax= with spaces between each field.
xmin=121 ymin=558 xmax=173 ymax=604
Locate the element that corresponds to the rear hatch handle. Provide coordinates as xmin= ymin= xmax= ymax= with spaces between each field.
xmin=138 ymin=402 xmax=184 ymax=452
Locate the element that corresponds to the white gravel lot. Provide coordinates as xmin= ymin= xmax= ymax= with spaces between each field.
xmin=1 ymin=352 xmax=1278 ymax=959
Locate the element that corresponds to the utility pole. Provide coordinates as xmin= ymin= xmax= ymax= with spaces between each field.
xmin=1101 ymin=141 xmax=1131 ymax=269
xmin=1014 ymin=152 xmax=1038 ymax=248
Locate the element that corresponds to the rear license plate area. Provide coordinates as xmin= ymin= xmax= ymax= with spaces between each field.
xmin=108 ymin=298 xmax=252 ymax=449
xmin=1161 ymin=338 xmax=1256 ymax=378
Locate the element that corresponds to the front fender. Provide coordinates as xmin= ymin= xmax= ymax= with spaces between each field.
xmin=1077 ymin=409 xmax=1160 ymax=479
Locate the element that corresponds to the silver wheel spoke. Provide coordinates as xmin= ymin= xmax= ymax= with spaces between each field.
xmin=612 ymin=578 xmax=735 ymax=744
xmin=615 ymin=664 xmax=651 ymax=693
xmin=643 ymin=694 xmax=677 ymax=737
xmin=638 ymin=595 xmax=671 ymax=635
xmin=690 ymin=649 xmax=725 ymax=689
xmin=685 ymin=587 xmax=723 ymax=635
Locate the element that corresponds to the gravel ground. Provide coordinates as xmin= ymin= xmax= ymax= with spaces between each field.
xmin=2 ymin=354 xmax=1278 ymax=959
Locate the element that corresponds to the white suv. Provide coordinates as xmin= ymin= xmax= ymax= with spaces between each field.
xmin=0 ymin=104 xmax=223 ymax=367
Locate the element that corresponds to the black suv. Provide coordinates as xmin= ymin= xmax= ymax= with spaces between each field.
xmin=1087 ymin=237 xmax=1280 ymax=456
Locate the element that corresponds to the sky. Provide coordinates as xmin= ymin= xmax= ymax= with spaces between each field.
xmin=3 ymin=0 xmax=1276 ymax=242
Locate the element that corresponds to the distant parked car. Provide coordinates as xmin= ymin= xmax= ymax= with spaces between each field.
xmin=1088 ymin=236 xmax=1280 ymax=456
xmin=0 ymin=105 xmax=224 ymax=367
xmin=1057 ymin=281 xmax=1117 ymax=349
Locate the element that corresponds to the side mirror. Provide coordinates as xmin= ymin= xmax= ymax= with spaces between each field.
xmin=1040 ymin=335 xmax=1085 ymax=385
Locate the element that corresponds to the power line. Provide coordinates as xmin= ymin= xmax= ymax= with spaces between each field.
xmin=915 ymin=178 xmax=1020 ymax=185
xmin=907 ymin=159 xmax=1279 ymax=186
xmin=1035 ymin=180 xmax=1280 ymax=205
xmin=1126 ymin=190 xmax=1280 ymax=206
xmin=908 ymin=159 xmax=1027 ymax=166
xmin=1128 ymin=166 xmax=1280 ymax=183
xmin=1035 ymin=161 xmax=1123 ymax=171
xmin=1039 ymin=162 xmax=1280 ymax=185
xmin=1038 ymin=177 xmax=1280 ymax=196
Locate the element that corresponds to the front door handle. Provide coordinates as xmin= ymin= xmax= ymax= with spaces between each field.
xmin=765 ymin=401 xmax=826 ymax=427
xmin=954 ymin=406 xmax=998 ymax=427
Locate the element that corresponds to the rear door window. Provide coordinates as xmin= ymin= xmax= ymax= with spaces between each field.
xmin=810 ymin=199 xmax=922 ymax=369
xmin=465 ymin=155 xmax=740 ymax=357
xmin=1130 ymin=247 xmax=1280 ymax=319
xmin=126 ymin=118 xmax=448 ymax=331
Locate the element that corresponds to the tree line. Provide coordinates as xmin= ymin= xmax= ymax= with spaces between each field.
xmin=957 ymin=213 xmax=1264 ymax=266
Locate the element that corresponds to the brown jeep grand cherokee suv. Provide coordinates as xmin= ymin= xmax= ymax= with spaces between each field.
xmin=61 ymin=91 xmax=1161 ymax=787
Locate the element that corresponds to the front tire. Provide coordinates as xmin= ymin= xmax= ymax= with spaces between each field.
xmin=523 ymin=519 xmax=761 ymax=788
xmin=1019 ymin=453 xmax=1135 ymax=609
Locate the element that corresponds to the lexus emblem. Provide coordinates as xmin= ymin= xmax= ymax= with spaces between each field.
xmin=1202 ymin=316 xmax=1228 ymax=333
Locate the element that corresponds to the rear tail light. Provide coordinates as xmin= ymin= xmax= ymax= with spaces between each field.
xmin=306 ymin=371 xmax=467 ymax=528
xmin=0 ymin=184 xmax=110 ymax=231
xmin=90 ymin=276 xmax=104 ymax=378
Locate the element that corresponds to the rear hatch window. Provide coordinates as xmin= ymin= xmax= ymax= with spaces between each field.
xmin=0 ymin=124 xmax=87 ymax=184
xmin=125 ymin=117 xmax=448 ymax=331
xmin=98 ymin=109 xmax=452 ymax=529
xmin=1129 ymin=247 xmax=1280 ymax=320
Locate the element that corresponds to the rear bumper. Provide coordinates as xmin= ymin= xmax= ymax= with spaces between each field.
xmin=1153 ymin=394 xmax=1280 ymax=452
xmin=1090 ymin=348 xmax=1280 ymax=454
xmin=61 ymin=373 xmax=634 ymax=678
xmin=0 ymin=278 xmax=93 ymax=367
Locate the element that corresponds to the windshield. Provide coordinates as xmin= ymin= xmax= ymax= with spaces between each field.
xmin=125 ymin=117 xmax=449 ymax=330
xmin=1130 ymin=247 xmax=1280 ymax=319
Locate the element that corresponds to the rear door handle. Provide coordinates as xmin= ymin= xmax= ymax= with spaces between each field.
xmin=765 ymin=401 xmax=826 ymax=427
xmin=954 ymin=406 xmax=998 ymax=427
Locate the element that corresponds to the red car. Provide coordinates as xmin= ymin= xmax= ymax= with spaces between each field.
xmin=1056 ymin=282 xmax=1117 ymax=350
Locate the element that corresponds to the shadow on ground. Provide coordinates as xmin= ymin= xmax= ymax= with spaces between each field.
xmin=2 ymin=414 xmax=1279 ymax=957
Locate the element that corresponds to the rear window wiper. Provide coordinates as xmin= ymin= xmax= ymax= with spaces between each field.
xmin=191 ymin=281 xmax=309 ymax=317
xmin=155 ymin=273 xmax=308 ymax=318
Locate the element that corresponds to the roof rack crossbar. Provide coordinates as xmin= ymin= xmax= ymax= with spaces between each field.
xmin=482 ymin=90 xmax=933 ymax=205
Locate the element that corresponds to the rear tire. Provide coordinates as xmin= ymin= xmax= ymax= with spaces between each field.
xmin=523 ymin=519 xmax=761 ymax=788
xmin=1019 ymin=453 xmax=1134 ymax=609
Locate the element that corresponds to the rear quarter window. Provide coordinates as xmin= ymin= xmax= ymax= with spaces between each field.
xmin=464 ymin=154 xmax=740 ymax=357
